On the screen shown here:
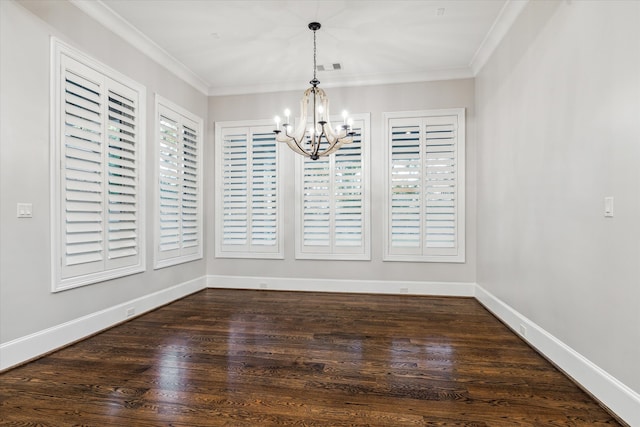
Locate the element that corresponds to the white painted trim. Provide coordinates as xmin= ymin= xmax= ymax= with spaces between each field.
xmin=208 ymin=67 xmax=474 ymax=97
xmin=469 ymin=0 xmax=529 ymax=76
xmin=207 ymin=275 xmax=475 ymax=297
xmin=474 ymin=284 xmax=640 ymax=427
xmin=0 ymin=277 xmax=207 ymax=371
xmin=68 ymin=0 xmax=209 ymax=95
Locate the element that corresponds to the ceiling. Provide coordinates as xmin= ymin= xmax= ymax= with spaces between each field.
xmin=76 ymin=0 xmax=524 ymax=96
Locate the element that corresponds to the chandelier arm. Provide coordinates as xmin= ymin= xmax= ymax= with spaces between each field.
xmin=277 ymin=134 xmax=310 ymax=157
xmin=316 ymin=141 xmax=344 ymax=157
xmin=319 ymin=131 xmax=355 ymax=156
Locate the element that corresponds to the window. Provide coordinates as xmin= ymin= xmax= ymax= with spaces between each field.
xmin=154 ymin=96 xmax=203 ymax=269
xmin=214 ymin=120 xmax=283 ymax=259
xmin=295 ymin=114 xmax=371 ymax=260
xmin=383 ymin=109 xmax=465 ymax=262
xmin=51 ymin=39 xmax=146 ymax=291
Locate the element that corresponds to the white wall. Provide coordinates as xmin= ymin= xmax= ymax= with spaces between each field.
xmin=476 ymin=0 xmax=640 ymax=397
xmin=207 ymin=80 xmax=476 ymax=285
xmin=0 ymin=0 xmax=207 ymax=345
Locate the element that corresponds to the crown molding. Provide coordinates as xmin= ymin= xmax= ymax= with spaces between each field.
xmin=68 ymin=0 xmax=209 ymax=95
xmin=208 ymin=67 xmax=475 ymax=97
xmin=469 ymin=0 xmax=529 ymax=76
xmin=69 ymin=0 xmax=526 ymax=97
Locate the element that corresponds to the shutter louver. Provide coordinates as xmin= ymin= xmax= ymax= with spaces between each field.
xmin=63 ymin=69 xmax=105 ymax=268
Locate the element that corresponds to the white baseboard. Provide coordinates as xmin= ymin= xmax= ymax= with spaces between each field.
xmin=474 ymin=284 xmax=640 ymax=427
xmin=206 ymin=274 xmax=476 ymax=297
xmin=0 ymin=276 xmax=207 ymax=371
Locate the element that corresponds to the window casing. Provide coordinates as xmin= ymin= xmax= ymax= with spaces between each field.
xmin=51 ymin=39 xmax=146 ymax=291
xmin=154 ymin=95 xmax=203 ymax=269
xmin=383 ymin=109 xmax=465 ymax=263
xmin=214 ymin=120 xmax=284 ymax=259
xmin=295 ymin=114 xmax=371 ymax=260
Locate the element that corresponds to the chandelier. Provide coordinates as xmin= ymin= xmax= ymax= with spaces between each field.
xmin=274 ymin=22 xmax=354 ymax=160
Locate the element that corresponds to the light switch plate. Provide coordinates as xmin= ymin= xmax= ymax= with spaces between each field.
xmin=604 ymin=197 xmax=614 ymax=217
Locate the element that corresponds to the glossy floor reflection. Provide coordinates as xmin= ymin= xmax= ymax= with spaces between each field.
xmin=0 ymin=289 xmax=621 ymax=426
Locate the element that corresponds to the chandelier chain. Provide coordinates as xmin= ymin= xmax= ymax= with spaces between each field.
xmin=313 ymin=28 xmax=317 ymax=82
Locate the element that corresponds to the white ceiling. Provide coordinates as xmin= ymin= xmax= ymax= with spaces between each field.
xmin=76 ymin=0 xmax=525 ymax=96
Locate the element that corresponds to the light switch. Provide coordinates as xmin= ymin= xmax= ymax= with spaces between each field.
xmin=17 ymin=203 xmax=32 ymax=218
xmin=604 ymin=197 xmax=614 ymax=218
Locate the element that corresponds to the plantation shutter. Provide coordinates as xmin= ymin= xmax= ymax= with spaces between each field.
xmin=156 ymin=99 xmax=203 ymax=267
xmin=251 ymin=130 xmax=279 ymax=247
xmin=296 ymin=116 xmax=370 ymax=260
xmin=302 ymin=156 xmax=331 ymax=247
xmin=424 ymin=117 xmax=457 ymax=249
xmin=221 ymin=128 xmax=249 ymax=248
xmin=385 ymin=109 xmax=465 ymax=262
xmin=389 ymin=120 xmax=422 ymax=253
xmin=158 ymin=114 xmax=181 ymax=252
xmin=181 ymin=123 xmax=200 ymax=249
xmin=62 ymin=60 xmax=106 ymax=274
xmin=217 ymin=123 xmax=282 ymax=258
xmin=106 ymin=83 xmax=139 ymax=266
xmin=54 ymin=40 xmax=145 ymax=291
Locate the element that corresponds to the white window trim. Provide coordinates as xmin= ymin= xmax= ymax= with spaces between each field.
xmin=50 ymin=38 xmax=146 ymax=292
xmin=383 ymin=108 xmax=465 ymax=263
xmin=294 ymin=113 xmax=371 ymax=260
xmin=154 ymin=95 xmax=204 ymax=269
xmin=214 ymin=119 xmax=284 ymax=259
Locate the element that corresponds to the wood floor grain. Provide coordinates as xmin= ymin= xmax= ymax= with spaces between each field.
xmin=0 ymin=289 xmax=622 ymax=426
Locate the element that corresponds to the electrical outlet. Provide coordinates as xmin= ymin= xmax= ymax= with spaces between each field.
xmin=17 ymin=203 xmax=33 ymax=218
xmin=260 ymin=283 xmax=267 ymax=289
xmin=126 ymin=307 xmax=135 ymax=317
xmin=399 ymin=287 xmax=409 ymax=294
xmin=519 ymin=324 xmax=527 ymax=337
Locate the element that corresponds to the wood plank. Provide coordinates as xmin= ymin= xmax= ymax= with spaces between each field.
xmin=0 ymin=289 xmax=623 ymax=426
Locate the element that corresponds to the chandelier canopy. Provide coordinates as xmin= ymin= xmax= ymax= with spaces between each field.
xmin=274 ymin=22 xmax=354 ymax=160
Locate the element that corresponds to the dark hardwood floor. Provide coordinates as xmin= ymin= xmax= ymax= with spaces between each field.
xmin=0 ymin=289 xmax=621 ymax=426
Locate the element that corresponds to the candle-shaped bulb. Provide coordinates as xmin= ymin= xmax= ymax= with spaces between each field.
xmin=284 ymin=108 xmax=291 ymax=123
xmin=347 ymin=118 xmax=354 ymax=132
xmin=318 ymin=105 xmax=324 ymax=121
xmin=274 ymin=115 xmax=281 ymax=130
xmin=342 ymin=110 xmax=348 ymax=124
xmin=308 ymin=127 xmax=315 ymax=137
